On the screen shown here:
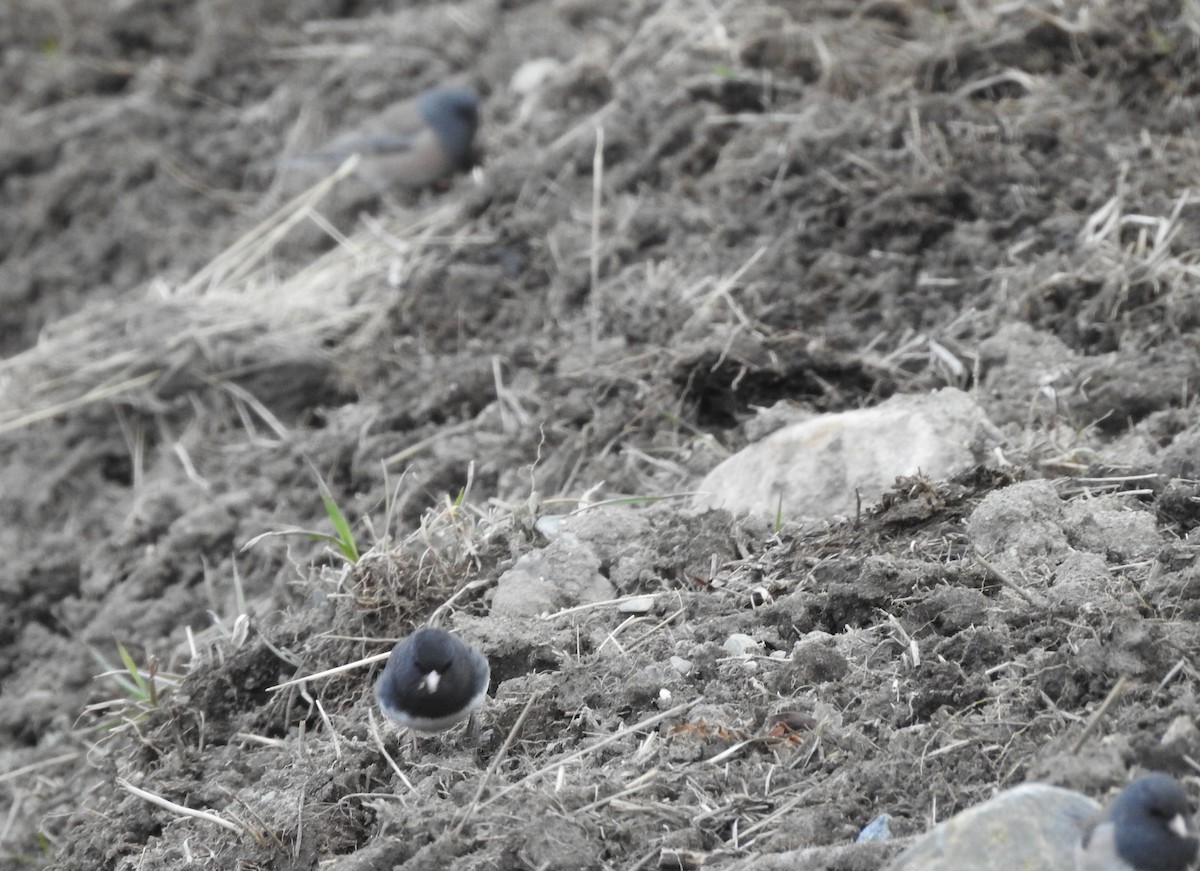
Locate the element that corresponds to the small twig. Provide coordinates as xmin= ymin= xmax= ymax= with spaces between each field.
xmin=454 ymin=691 xmax=543 ymax=834
xmin=232 ymin=732 xmax=286 ymax=748
xmin=383 ymin=419 xmax=476 ymax=466
xmin=597 ymin=614 xmax=644 ymax=654
xmin=1155 ymin=658 xmax=1188 ymax=697
xmin=479 ymin=698 xmax=701 ymax=809
xmin=923 ymin=737 xmax=979 ymax=761
xmin=1071 ymin=676 xmax=1129 ymax=754
xmin=368 ymin=710 xmax=413 ymax=794
xmin=314 ymin=698 xmax=341 ymax=759
xmin=973 ymin=548 xmax=1039 ymax=606
xmin=268 ymin=650 xmax=389 ymax=691
xmin=117 ymin=777 xmax=245 ymax=835
xmin=589 ymin=125 xmax=604 ymax=350
xmin=0 ymin=373 xmax=159 ymax=435
xmin=1069 ymin=474 xmax=1160 ymax=484
xmin=706 ymin=738 xmax=757 ymax=766
xmin=562 ymin=492 xmax=703 ymax=514
xmin=543 ymin=595 xmax=661 ymax=621
xmin=0 ymin=752 xmax=81 ymax=785
xmin=573 ymin=768 xmax=661 ymax=815
xmin=624 ymin=607 xmax=686 ymax=652
xmin=737 ymin=776 xmax=836 ymax=841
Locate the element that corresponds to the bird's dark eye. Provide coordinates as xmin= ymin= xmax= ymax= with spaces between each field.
xmin=418 ymin=658 xmax=452 ymax=672
xmin=1150 ymin=804 xmax=1185 ymax=825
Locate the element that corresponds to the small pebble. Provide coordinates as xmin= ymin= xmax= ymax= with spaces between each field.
xmin=534 ymin=515 xmax=564 ymax=539
xmin=618 ymin=596 xmax=655 ymax=614
xmin=857 ymin=813 xmax=894 ymax=842
xmin=723 ymin=634 xmax=762 ymax=657
xmin=511 ymin=57 xmax=563 ymax=94
xmin=669 ymin=656 xmax=693 ymax=675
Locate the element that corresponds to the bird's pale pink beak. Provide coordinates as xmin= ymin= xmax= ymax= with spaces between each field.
xmin=1170 ymin=814 xmax=1191 ymax=838
xmin=420 ymin=671 xmax=441 ymax=694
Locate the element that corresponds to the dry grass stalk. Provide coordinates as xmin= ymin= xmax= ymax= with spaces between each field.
xmin=454 ymin=690 xmax=542 ymax=834
xmin=1071 ymin=676 xmax=1128 ymax=754
xmin=479 ymin=698 xmax=701 ymax=810
xmin=116 ymin=777 xmax=246 ymax=835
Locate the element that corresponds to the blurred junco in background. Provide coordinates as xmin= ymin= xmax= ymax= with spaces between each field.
xmin=374 ymin=626 xmax=490 ymax=732
xmin=1078 ymin=772 xmax=1198 ymax=871
xmin=282 ymin=85 xmax=479 ymax=191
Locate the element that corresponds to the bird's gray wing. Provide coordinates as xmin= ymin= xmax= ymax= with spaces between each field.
xmin=320 ymin=130 xmax=420 ymax=157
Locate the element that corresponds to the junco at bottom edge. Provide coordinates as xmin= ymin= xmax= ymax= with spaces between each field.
xmin=1078 ymin=772 xmax=1199 ymax=871
xmin=283 ymin=85 xmax=479 ymax=191
xmin=374 ymin=626 xmax=490 ymax=733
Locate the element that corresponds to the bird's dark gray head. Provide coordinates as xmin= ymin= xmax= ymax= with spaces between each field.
xmin=409 ymin=627 xmax=461 ymax=680
xmin=1111 ymin=773 xmax=1199 ymax=871
xmin=416 ymin=86 xmax=479 ymax=165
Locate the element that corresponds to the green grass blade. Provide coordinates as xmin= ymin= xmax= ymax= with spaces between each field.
xmin=316 ymin=476 xmax=360 ymax=562
xmin=114 ymin=640 xmax=150 ymax=701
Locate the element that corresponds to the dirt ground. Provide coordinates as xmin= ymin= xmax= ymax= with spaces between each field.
xmin=5 ymin=0 xmax=1200 ymax=869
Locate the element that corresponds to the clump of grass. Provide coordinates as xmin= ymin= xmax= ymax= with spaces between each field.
xmin=316 ymin=475 xmax=360 ymax=562
xmin=241 ymin=467 xmax=361 ymax=563
xmin=113 ymin=640 xmax=157 ymax=707
xmin=84 ymin=640 xmax=181 ymax=731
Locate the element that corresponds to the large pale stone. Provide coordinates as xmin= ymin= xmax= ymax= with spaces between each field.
xmin=693 ymin=388 xmax=993 ymax=521
xmin=882 ymin=783 xmax=1099 ymax=871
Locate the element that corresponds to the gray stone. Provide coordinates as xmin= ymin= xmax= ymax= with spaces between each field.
xmin=723 ymin=633 xmax=762 ymax=657
xmin=491 ymin=539 xmax=615 ymax=617
xmin=669 ymin=656 xmax=693 ymax=675
xmin=693 ymin=388 xmax=994 ymax=521
xmin=883 ymin=783 xmax=1099 ymax=871
xmin=966 ymin=480 xmax=1069 ymax=575
xmin=858 ymin=813 xmax=894 ymax=842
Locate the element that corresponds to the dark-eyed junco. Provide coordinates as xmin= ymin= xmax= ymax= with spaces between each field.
xmin=374 ymin=627 xmax=490 ymax=732
xmin=1078 ymin=773 xmax=1199 ymax=871
xmin=284 ymin=86 xmax=479 ymax=190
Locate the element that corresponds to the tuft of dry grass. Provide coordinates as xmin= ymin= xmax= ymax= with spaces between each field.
xmin=0 ymin=168 xmax=476 ymax=442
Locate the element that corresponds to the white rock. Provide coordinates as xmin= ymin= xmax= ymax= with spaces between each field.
xmin=883 ymin=783 xmax=1099 ymax=871
xmin=534 ymin=514 xmax=566 ymax=539
xmin=693 ymin=388 xmax=994 ymax=521
xmin=617 ymin=596 xmax=655 ymax=614
xmin=510 ymin=58 xmax=564 ymax=95
xmin=723 ymin=633 xmax=762 ymax=657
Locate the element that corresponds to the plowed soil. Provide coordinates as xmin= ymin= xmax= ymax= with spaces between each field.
xmin=5 ymin=2 xmax=1200 ymax=870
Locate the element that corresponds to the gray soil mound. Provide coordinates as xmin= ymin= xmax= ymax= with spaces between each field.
xmin=5 ymin=1 xmax=1200 ymax=870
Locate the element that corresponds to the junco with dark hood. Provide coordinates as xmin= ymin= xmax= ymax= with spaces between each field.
xmin=374 ymin=626 xmax=490 ymax=732
xmin=1078 ymin=773 xmax=1199 ymax=871
xmin=284 ymin=85 xmax=479 ymax=191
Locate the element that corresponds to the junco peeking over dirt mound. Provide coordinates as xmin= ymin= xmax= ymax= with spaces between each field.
xmin=374 ymin=627 xmax=490 ymax=732
xmin=283 ymin=86 xmax=478 ymax=190
xmin=1078 ymin=773 xmax=1198 ymax=871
